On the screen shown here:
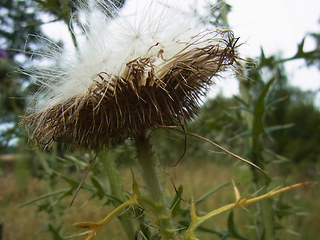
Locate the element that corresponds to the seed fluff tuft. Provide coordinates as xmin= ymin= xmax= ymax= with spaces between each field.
xmin=23 ymin=0 xmax=240 ymax=149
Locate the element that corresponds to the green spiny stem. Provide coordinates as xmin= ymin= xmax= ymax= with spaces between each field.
xmin=134 ymin=131 xmax=162 ymax=202
xmin=238 ymin=74 xmax=275 ymax=240
xmin=253 ymin=171 xmax=274 ymax=240
xmin=134 ymin=130 xmax=177 ymax=240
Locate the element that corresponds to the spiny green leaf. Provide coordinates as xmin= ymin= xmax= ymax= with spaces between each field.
xmin=170 ymin=185 xmax=184 ymax=216
xmin=90 ymin=175 xmax=107 ymax=199
xmin=60 ymin=175 xmax=94 ymax=192
xmin=266 ymin=95 xmax=289 ymax=109
xmin=59 ymin=155 xmax=88 ymax=168
xmin=19 ymin=188 xmax=70 ymax=208
xmin=233 ymin=95 xmax=250 ymax=107
xmin=253 ymin=77 xmax=276 ymax=136
xmin=296 ymin=37 xmax=306 ymax=57
xmin=60 ymin=175 xmax=79 ymax=188
xmin=232 ymin=130 xmax=251 ymax=139
xmin=195 ymin=181 xmax=230 ymax=204
xmin=265 ymin=123 xmax=294 ymax=134
xmin=47 ymin=223 xmax=64 ymax=240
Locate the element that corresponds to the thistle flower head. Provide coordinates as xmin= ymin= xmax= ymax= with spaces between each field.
xmin=24 ymin=0 xmax=239 ymax=149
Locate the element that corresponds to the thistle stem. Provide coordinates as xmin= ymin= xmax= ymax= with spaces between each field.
xmin=134 ymin=130 xmax=177 ymax=239
xmin=253 ymin=171 xmax=275 ymax=240
xmin=134 ymin=131 xmax=162 ymax=202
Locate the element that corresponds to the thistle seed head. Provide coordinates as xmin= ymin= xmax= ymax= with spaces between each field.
xmin=23 ymin=1 xmax=239 ymax=149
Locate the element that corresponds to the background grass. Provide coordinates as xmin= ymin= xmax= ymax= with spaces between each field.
xmin=1 ymin=159 xmax=318 ymax=240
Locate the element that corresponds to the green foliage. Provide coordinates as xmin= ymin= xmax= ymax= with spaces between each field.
xmin=0 ymin=0 xmax=41 ymax=58
xmin=1 ymin=0 xmax=320 ymax=239
xmin=197 ymin=0 xmax=232 ymax=27
xmin=0 ymin=0 xmax=43 ymax=152
xmin=270 ymin=100 xmax=320 ymax=163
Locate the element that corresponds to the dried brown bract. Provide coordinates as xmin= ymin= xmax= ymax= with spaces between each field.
xmin=24 ymin=26 xmax=239 ymax=149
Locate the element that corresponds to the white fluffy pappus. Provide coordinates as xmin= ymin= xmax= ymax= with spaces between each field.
xmin=24 ymin=0 xmax=239 ymax=148
xmin=31 ymin=0 xmax=224 ymax=111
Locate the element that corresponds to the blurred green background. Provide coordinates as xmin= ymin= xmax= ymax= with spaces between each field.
xmin=0 ymin=0 xmax=319 ymax=239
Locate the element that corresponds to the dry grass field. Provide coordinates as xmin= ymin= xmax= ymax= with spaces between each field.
xmin=1 ymin=160 xmax=319 ymax=240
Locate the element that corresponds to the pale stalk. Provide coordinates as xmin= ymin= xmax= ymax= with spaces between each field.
xmin=134 ymin=132 xmax=162 ymax=202
xmin=134 ymin=130 xmax=177 ymax=240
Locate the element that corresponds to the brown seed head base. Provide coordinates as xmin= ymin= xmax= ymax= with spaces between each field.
xmin=24 ymin=30 xmax=239 ymax=149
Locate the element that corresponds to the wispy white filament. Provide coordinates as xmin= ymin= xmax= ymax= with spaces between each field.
xmin=29 ymin=0 xmax=223 ymax=112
